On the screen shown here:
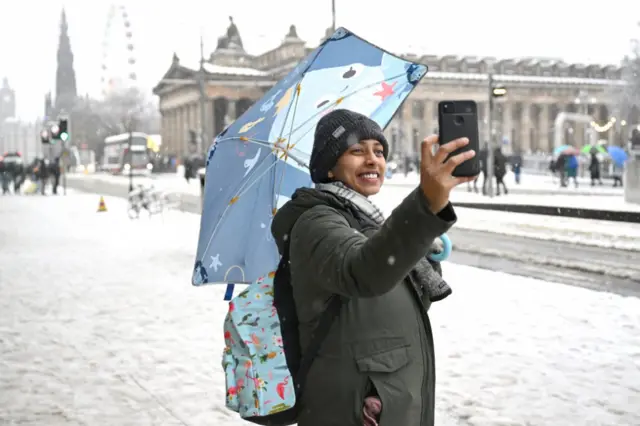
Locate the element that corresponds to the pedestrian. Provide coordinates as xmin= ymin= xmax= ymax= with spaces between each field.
xmin=589 ymin=152 xmax=602 ymax=186
xmin=565 ymin=154 xmax=579 ymax=188
xmin=493 ymin=147 xmax=508 ymax=195
xmin=510 ymin=152 xmax=522 ymax=185
xmin=51 ymin=157 xmax=61 ymax=195
xmin=271 ymin=109 xmax=475 ymax=426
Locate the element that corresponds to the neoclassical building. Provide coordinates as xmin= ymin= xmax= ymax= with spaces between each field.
xmin=153 ymin=18 xmax=636 ymax=158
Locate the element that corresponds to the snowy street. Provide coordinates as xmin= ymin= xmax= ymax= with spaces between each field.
xmin=1 ymin=193 xmax=639 ymax=425
xmin=63 ymin=173 xmax=640 ymax=292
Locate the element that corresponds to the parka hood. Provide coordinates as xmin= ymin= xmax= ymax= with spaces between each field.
xmin=270 ymin=187 xmax=352 ymax=255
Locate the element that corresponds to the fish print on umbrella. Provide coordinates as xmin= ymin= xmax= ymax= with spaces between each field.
xmin=192 ymin=27 xmax=428 ymax=293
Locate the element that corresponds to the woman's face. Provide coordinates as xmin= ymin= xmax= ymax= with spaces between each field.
xmin=330 ymin=139 xmax=386 ymax=197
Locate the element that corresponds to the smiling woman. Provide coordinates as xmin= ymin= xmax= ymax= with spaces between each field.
xmin=269 ymin=108 xmax=472 ymax=426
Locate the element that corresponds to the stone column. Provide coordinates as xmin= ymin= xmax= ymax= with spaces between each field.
xmin=478 ymin=102 xmax=488 ymax=143
xmin=226 ymin=98 xmax=237 ymax=124
xmin=423 ymin=100 xmax=434 ymax=137
xmin=179 ymin=106 xmax=187 ymax=154
xmin=191 ymin=102 xmax=198 ymax=131
xmin=501 ymin=102 xmax=514 ymax=154
xmin=168 ymin=109 xmax=175 ymax=155
xmin=393 ymin=104 xmax=407 ymax=154
xmin=519 ymin=103 xmax=532 ymax=154
xmin=539 ymin=103 xmax=550 ymax=153
xmin=174 ymin=109 xmax=181 ymax=155
xmin=405 ymin=103 xmax=417 ymax=154
xmin=160 ymin=111 xmax=167 ymax=152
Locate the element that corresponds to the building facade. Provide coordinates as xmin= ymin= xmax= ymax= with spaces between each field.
xmin=153 ymin=20 xmax=634 ymax=158
xmin=1 ymin=118 xmax=44 ymax=161
xmin=0 ymin=78 xmax=16 ymax=124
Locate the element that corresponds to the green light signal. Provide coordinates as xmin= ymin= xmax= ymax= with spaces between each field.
xmin=60 ymin=132 xmax=69 ymax=142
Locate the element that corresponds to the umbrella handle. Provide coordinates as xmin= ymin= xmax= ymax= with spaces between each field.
xmin=428 ymin=233 xmax=452 ymax=262
xmin=223 ymin=265 xmax=246 ymax=300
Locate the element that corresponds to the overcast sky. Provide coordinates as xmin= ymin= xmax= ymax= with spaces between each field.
xmin=2 ymin=0 xmax=640 ymax=120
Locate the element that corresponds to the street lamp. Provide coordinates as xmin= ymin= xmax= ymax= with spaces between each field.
xmin=484 ymin=73 xmax=507 ymax=197
xmin=331 ymin=0 xmax=336 ymax=33
xmin=128 ymin=130 xmax=134 ymax=192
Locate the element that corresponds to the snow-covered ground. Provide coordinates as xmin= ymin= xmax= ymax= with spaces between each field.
xmin=449 ymin=191 xmax=640 ymax=212
xmin=373 ymin=186 xmax=640 ymax=252
xmin=66 ymin=173 xmax=640 ymax=251
xmin=387 ymin=171 xmax=625 ymax=196
xmin=67 ymin=172 xmax=640 ymax=251
xmin=1 ymin=193 xmax=639 ymax=426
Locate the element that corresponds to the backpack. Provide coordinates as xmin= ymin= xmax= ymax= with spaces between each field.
xmin=221 ymin=204 xmax=362 ymax=425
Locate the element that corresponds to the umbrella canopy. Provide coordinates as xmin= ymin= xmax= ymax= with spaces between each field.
xmin=192 ymin=27 xmax=428 ymax=288
xmin=554 ymin=144 xmax=579 ymax=156
xmin=607 ymin=145 xmax=628 ymax=165
xmin=581 ymin=144 xmax=607 ymax=155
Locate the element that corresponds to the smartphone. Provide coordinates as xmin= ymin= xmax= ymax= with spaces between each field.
xmin=438 ymin=100 xmax=480 ymax=177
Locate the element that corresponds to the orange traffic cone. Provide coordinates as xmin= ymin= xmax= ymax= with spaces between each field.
xmin=97 ymin=196 xmax=108 ymax=212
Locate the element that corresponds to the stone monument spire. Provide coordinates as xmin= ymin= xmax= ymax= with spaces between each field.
xmin=55 ymin=8 xmax=78 ymax=111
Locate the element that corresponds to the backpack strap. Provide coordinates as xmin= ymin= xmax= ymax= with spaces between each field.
xmin=294 ymin=207 xmax=362 ymax=399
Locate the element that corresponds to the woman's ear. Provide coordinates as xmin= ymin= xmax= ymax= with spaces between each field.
xmin=327 ymin=170 xmax=334 ymax=179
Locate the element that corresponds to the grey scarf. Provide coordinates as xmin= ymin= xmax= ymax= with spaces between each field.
xmin=315 ymin=181 xmax=452 ymax=302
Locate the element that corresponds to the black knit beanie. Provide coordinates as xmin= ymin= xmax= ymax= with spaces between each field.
xmin=310 ymin=109 xmax=389 ymax=183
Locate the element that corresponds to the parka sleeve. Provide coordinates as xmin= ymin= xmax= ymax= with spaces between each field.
xmin=289 ymin=188 xmax=456 ymax=298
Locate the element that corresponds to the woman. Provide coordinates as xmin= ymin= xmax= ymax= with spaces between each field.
xmin=271 ymin=109 xmax=475 ymax=426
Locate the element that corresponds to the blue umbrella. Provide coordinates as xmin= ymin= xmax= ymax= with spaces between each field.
xmin=607 ymin=145 xmax=628 ymax=166
xmin=191 ymin=27 xmax=428 ymax=297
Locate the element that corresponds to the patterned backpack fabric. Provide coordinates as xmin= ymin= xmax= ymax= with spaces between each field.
xmin=222 ymin=209 xmax=361 ymax=425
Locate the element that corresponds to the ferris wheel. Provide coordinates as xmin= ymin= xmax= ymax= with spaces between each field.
xmin=100 ymin=4 xmax=138 ymax=98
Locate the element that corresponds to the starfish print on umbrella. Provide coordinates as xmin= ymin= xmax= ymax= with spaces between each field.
xmin=373 ymin=81 xmax=396 ymax=101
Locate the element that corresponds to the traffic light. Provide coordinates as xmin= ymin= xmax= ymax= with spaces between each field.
xmin=49 ymin=118 xmax=69 ymax=142
xmin=58 ymin=118 xmax=69 ymax=141
xmin=49 ymin=124 xmax=60 ymax=144
xmin=40 ymin=130 xmax=50 ymax=144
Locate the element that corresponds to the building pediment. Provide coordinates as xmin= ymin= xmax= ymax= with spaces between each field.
xmin=152 ymin=57 xmax=198 ymax=95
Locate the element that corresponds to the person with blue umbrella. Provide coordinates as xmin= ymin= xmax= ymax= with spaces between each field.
xmin=607 ymin=144 xmax=628 ymax=187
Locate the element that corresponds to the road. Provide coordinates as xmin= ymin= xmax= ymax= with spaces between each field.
xmin=448 ymin=229 xmax=640 ymax=298
xmin=64 ymin=174 xmax=640 ymax=297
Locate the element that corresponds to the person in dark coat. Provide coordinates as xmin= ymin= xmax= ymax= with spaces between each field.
xmin=493 ymin=147 xmax=508 ymax=195
xmin=50 ymin=157 xmax=61 ymax=194
xmin=556 ymin=154 xmax=567 ymax=187
xmin=589 ymin=152 xmax=602 ymax=186
xmin=38 ymin=158 xmax=49 ymax=195
xmin=271 ymin=109 xmax=475 ymax=426
xmin=0 ymin=156 xmax=8 ymax=194
xmin=510 ymin=152 xmax=522 ymax=184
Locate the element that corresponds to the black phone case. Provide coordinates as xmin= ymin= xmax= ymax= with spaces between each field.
xmin=438 ymin=100 xmax=481 ymax=177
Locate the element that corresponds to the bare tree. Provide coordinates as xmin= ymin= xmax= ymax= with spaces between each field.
xmin=97 ymin=87 xmax=150 ymax=134
xmin=69 ymin=88 xmax=160 ymax=160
